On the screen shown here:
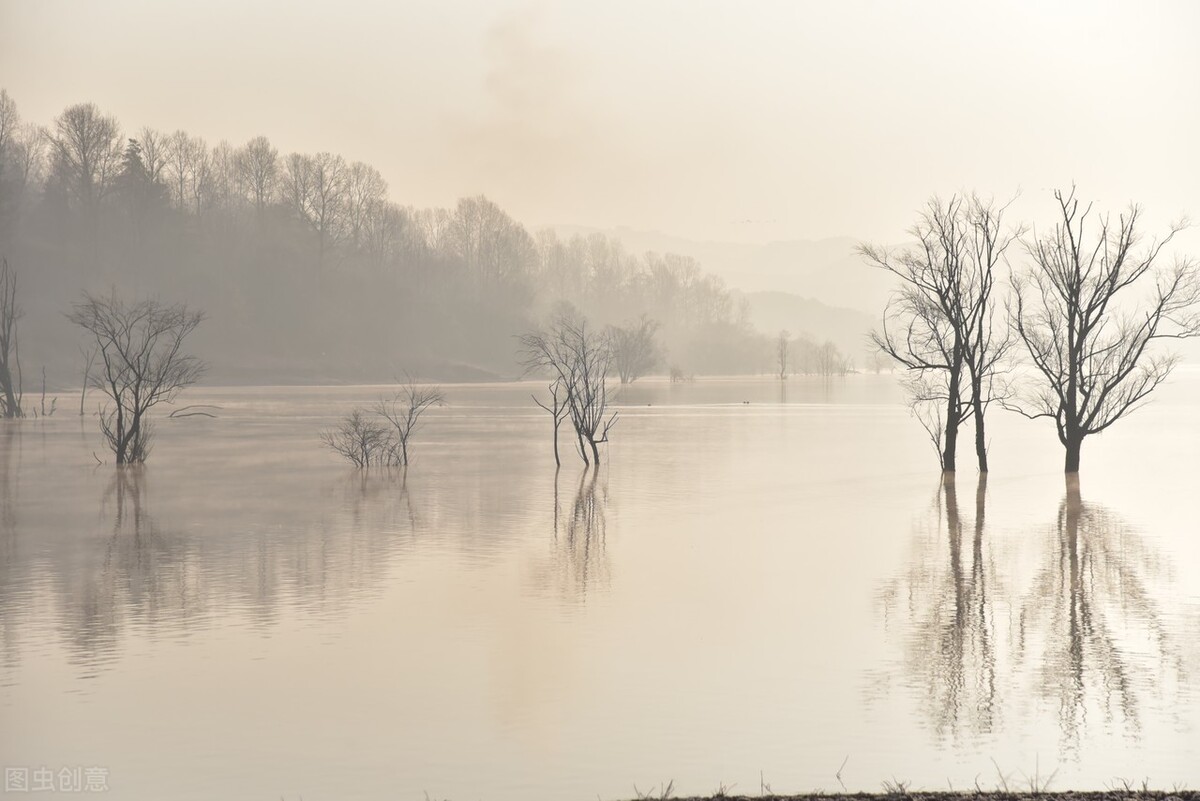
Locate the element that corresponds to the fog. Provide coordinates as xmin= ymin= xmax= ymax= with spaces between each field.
xmin=4 ymin=1 xmax=1199 ymax=245
xmin=4 ymin=2 xmax=1200 ymax=384
xmin=4 ymin=3 xmax=1200 ymax=798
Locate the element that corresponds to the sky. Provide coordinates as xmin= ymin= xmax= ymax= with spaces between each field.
xmin=2 ymin=0 xmax=1199 ymax=245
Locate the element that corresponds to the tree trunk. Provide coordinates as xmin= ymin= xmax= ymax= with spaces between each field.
xmin=588 ymin=437 xmax=601 ymax=467
xmin=1064 ymin=435 xmax=1082 ymax=473
xmin=551 ymin=421 xmax=561 ymax=468
xmin=942 ymin=416 xmax=959 ymax=472
xmin=941 ymin=368 xmax=961 ymax=472
xmin=0 ymin=371 xmax=15 ymax=418
xmin=972 ymin=377 xmax=988 ymax=473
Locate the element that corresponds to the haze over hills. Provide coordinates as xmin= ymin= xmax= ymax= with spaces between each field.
xmin=556 ymin=224 xmax=1200 ymax=367
xmin=553 ymin=224 xmax=890 ymax=365
xmin=552 ymin=226 xmax=893 ymax=316
xmin=735 ymin=290 xmax=879 ymax=365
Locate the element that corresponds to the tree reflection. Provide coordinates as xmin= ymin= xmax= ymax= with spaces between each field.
xmin=535 ymin=466 xmax=610 ymax=604
xmin=878 ymin=474 xmax=999 ymax=740
xmin=1015 ymin=476 xmax=1183 ymax=750
xmin=40 ymin=468 xmax=422 ymax=674
xmin=0 ymin=426 xmax=20 ymax=677
xmin=60 ymin=469 xmax=199 ymax=667
xmin=878 ymin=474 xmax=1187 ymax=750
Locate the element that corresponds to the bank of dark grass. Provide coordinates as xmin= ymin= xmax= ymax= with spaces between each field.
xmin=634 ymin=794 xmax=1196 ymax=801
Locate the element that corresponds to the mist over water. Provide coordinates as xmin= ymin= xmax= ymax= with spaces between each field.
xmin=2 ymin=374 xmax=1198 ymax=800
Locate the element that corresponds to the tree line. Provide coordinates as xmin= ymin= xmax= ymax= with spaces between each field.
xmin=862 ymin=190 xmax=1200 ymax=474
xmin=0 ymin=90 xmax=790 ymax=385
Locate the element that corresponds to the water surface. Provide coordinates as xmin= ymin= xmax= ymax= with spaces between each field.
xmin=2 ymin=375 xmax=1199 ymax=799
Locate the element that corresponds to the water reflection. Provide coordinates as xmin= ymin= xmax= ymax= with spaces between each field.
xmin=0 ymin=426 xmax=20 ymax=681
xmin=1016 ymin=477 xmax=1185 ymax=750
xmin=7 ymin=462 xmax=423 ymax=679
xmin=877 ymin=474 xmax=999 ymax=740
xmin=529 ymin=467 xmax=610 ymax=604
xmin=878 ymin=474 xmax=1187 ymax=751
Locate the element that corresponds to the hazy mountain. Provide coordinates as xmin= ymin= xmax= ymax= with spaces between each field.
xmin=550 ymin=225 xmax=895 ymax=316
xmin=736 ymin=290 xmax=879 ymax=360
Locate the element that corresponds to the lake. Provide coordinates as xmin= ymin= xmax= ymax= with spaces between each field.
xmin=2 ymin=374 xmax=1199 ymax=800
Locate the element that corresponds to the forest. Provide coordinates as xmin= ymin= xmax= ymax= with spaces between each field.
xmin=0 ymin=91 xmax=853 ymax=387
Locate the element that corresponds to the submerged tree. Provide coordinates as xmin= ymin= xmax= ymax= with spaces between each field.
xmin=322 ymin=377 xmax=445 ymax=468
xmin=532 ymin=379 xmax=571 ymax=467
xmin=68 ymin=292 xmax=205 ymax=464
xmin=0 ymin=258 xmax=22 ymax=418
xmin=776 ymin=329 xmax=789 ymax=380
xmin=520 ymin=312 xmax=618 ymax=466
xmin=321 ymin=408 xmax=391 ymax=467
xmin=374 ymin=376 xmax=445 ymax=466
xmin=861 ymin=195 xmax=1018 ymax=473
xmin=1010 ymin=189 xmax=1200 ymax=473
xmin=608 ymin=314 xmax=662 ymax=384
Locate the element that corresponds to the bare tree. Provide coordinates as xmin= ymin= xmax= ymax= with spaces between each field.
xmin=164 ymin=130 xmax=212 ymax=216
xmin=816 ymin=339 xmax=851 ymax=377
xmin=861 ymin=195 xmax=1017 ymax=472
xmin=0 ymin=258 xmax=22 ymax=418
xmin=520 ymin=313 xmax=618 ymax=466
xmin=0 ymin=90 xmax=17 ymax=164
xmin=68 ymin=293 xmax=205 ymax=464
xmin=47 ymin=103 xmax=123 ymax=215
xmin=361 ymin=200 xmax=410 ymax=272
xmin=344 ymin=161 xmax=387 ymax=249
xmin=136 ymin=127 xmax=170 ymax=186
xmin=902 ymin=372 xmax=967 ymax=465
xmin=0 ymin=91 xmax=26 ymax=232
xmin=532 ymin=379 xmax=571 ymax=467
xmin=321 ymin=409 xmax=391 ymax=467
xmin=78 ymin=344 xmax=98 ymax=416
xmin=1010 ymin=189 xmax=1200 ymax=473
xmin=234 ymin=135 xmax=279 ymax=219
xmin=283 ymin=151 xmax=348 ymax=275
xmin=608 ymin=314 xmax=662 ymax=384
xmin=374 ymin=377 xmax=446 ymax=466
xmin=1 ymin=121 xmax=47 ymax=232
xmin=776 ymin=329 xmax=789 ymax=380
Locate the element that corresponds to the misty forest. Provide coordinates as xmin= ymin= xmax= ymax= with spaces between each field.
xmin=4 ymin=4 xmax=1200 ymax=800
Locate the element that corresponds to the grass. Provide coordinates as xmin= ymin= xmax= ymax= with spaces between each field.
xmin=614 ymin=789 xmax=1194 ymax=801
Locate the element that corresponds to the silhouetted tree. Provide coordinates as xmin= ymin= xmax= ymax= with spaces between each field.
xmin=345 ymin=161 xmax=387 ymax=250
xmin=776 ymin=329 xmax=789 ymax=380
xmin=1010 ymin=189 xmax=1200 ymax=473
xmin=608 ymin=314 xmax=662 ymax=384
xmin=862 ymin=195 xmax=1018 ymax=472
xmin=47 ymin=103 xmax=123 ymax=216
xmin=234 ymin=135 xmax=279 ymax=219
xmin=284 ymin=151 xmax=348 ymax=276
xmin=532 ymin=379 xmax=570 ymax=467
xmin=78 ymin=344 xmax=97 ymax=416
xmin=68 ymin=293 xmax=205 ymax=464
xmin=520 ymin=312 xmax=618 ymax=466
xmin=321 ymin=409 xmax=390 ymax=467
xmin=374 ymin=376 xmax=445 ymax=466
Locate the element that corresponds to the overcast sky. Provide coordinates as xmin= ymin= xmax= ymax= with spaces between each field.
xmin=3 ymin=0 xmax=1198 ymax=244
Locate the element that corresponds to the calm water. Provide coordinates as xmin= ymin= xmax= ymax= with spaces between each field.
xmin=2 ymin=374 xmax=1199 ymax=799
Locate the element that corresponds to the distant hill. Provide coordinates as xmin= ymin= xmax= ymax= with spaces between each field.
xmin=550 ymin=225 xmax=895 ymax=316
xmin=737 ymin=290 xmax=879 ymax=360
xmin=552 ymin=224 xmax=1200 ymax=367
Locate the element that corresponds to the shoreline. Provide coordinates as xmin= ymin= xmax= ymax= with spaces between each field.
xmin=616 ymin=794 xmax=1197 ymax=801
